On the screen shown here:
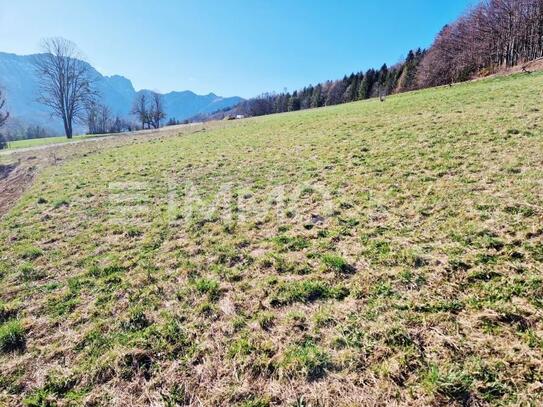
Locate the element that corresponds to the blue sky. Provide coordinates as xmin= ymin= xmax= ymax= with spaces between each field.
xmin=0 ymin=0 xmax=475 ymax=98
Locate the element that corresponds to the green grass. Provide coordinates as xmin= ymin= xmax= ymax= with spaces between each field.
xmin=279 ymin=340 xmax=330 ymax=380
xmin=321 ymin=253 xmax=354 ymax=273
xmin=192 ymin=277 xmax=221 ymax=301
xmin=0 ymin=320 xmax=25 ymax=353
xmin=270 ymin=279 xmax=349 ymax=306
xmin=1 ymin=72 xmax=543 ymax=405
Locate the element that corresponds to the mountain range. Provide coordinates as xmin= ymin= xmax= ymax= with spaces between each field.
xmin=0 ymin=52 xmax=243 ymax=135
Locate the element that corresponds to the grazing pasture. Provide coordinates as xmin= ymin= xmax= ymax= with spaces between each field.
xmin=1 ymin=72 xmax=543 ymax=406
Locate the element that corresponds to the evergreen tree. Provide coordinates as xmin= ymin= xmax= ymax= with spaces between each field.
xmin=236 ymin=47 xmax=429 ymax=117
xmin=396 ymin=49 xmax=425 ymax=92
xmin=310 ymin=85 xmax=323 ymax=108
xmin=359 ymin=69 xmax=376 ymax=99
xmin=288 ymin=91 xmax=301 ymax=111
xmin=378 ymin=64 xmax=389 ymax=85
xmin=345 ymin=73 xmax=359 ymax=102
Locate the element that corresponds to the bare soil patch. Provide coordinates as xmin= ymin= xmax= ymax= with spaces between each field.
xmin=0 ymin=161 xmax=37 ymax=217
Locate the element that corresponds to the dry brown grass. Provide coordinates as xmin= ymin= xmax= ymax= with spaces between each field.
xmin=1 ymin=72 xmax=543 ymax=406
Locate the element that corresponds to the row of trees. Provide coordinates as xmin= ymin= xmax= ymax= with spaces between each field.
xmin=234 ymin=0 xmax=543 ymax=119
xmin=87 ymin=93 xmax=167 ymax=135
xmin=86 ymin=102 xmax=135 ymax=134
xmin=131 ymin=92 xmax=166 ymax=130
xmin=0 ymin=91 xmax=52 ymax=146
xmin=23 ymin=125 xmax=47 ymax=139
xmin=418 ymin=0 xmax=543 ymax=87
xmin=13 ymin=0 xmax=543 ymax=137
xmin=235 ymin=49 xmax=426 ymax=117
xmin=32 ymin=37 xmax=167 ymax=139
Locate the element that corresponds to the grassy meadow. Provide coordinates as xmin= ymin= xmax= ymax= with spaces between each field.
xmin=1 ymin=72 xmax=543 ymax=406
xmin=4 ymin=135 xmax=93 ymax=151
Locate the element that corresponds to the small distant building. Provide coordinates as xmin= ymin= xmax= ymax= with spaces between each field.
xmin=223 ymin=114 xmax=245 ymax=121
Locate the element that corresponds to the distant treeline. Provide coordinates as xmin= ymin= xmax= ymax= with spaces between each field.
xmin=231 ymin=49 xmax=425 ymax=117
xmin=220 ymin=0 xmax=543 ymax=119
xmin=2 ymin=122 xmax=56 ymax=142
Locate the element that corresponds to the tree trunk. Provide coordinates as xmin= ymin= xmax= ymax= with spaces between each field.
xmin=63 ymin=117 xmax=73 ymax=139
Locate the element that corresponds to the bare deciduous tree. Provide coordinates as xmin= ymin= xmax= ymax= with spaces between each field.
xmin=0 ymin=88 xmax=9 ymax=128
xmin=86 ymin=101 xmax=113 ymax=134
xmin=0 ymin=88 xmax=8 ymax=150
xmin=98 ymin=105 xmax=112 ymax=134
xmin=418 ymin=0 xmax=543 ymax=88
xmin=149 ymin=92 xmax=166 ymax=129
xmin=131 ymin=93 xmax=149 ymax=129
xmin=324 ymin=80 xmax=346 ymax=106
xmin=33 ymin=38 xmax=96 ymax=138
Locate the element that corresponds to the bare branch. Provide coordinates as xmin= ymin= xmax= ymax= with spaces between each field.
xmin=131 ymin=93 xmax=149 ymax=130
xmin=149 ymin=92 xmax=166 ymax=129
xmin=0 ymin=88 xmax=9 ymax=129
xmin=33 ymin=37 xmax=97 ymax=138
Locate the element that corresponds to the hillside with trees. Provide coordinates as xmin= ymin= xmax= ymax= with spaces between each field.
xmin=228 ymin=49 xmax=425 ymax=118
xmin=418 ymin=0 xmax=543 ymax=87
xmin=223 ymin=0 xmax=543 ymax=120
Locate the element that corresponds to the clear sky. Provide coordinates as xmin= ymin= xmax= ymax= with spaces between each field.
xmin=0 ymin=0 xmax=476 ymax=98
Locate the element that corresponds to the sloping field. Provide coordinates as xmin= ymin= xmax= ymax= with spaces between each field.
xmin=1 ymin=72 xmax=543 ymax=406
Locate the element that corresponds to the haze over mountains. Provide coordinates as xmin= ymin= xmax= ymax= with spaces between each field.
xmin=0 ymin=52 xmax=243 ymax=135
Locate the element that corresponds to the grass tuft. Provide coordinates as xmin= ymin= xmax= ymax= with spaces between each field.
xmin=0 ymin=320 xmax=26 ymax=353
xmin=193 ymin=278 xmax=221 ymax=301
xmin=321 ymin=253 xmax=355 ymax=273
xmin=279 ymin=340 xmax=330 ymax=380
xmin=270 ymin=279 xmax=349 ymax=306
